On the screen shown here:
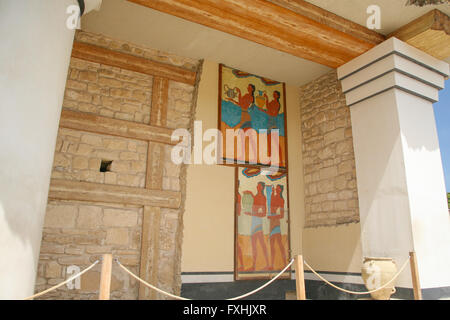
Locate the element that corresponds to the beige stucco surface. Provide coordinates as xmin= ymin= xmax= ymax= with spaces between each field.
xmin=182 ymin=61 xmax=365 ymax=275
xmin=302 ymin=223 xmax=363 ymax=273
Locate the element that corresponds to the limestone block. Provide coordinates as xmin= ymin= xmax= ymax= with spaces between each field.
xmin=98 ymin=77 xmax=122 ymax=88
xmin=40 ymin=244 xmax=65 ymax=254
xmin=105 ymin=228 xmax=129 ymax=245
xmin=88 ymin=158 xmax=101 ymax=170
xmin=104 ymin=172 xmax=117 ymax=184
xmin=77 ymin=206 xmax=102 ymax=228
xmin=65 ymin=247 xmax=84 ymax=255
xmin=103 ymin=209 xmax=138 ymax=227
xmin=66 ymin=80 xmax=88 ymax=91
xmin=120 ymin=152 xmax=139 ymax=161
xmin=57 ymin=256 xmax=91 ymax=266
xmin=78 ymin=103 xmax=97 ymax=113
xmin=81 ymin=134 xmax=103 ymax=147
xmin=79 ymin=70 xmax=98 ymax=82
xmin=109 ymin=161 xmax=130 ymax=173
xmin=72 ymin=157 xmax=89 ymax=170
xmin=103 ymin=139 xmax=127 ymax=151
xmin=44 ymin=205 xmax=77 ymax=229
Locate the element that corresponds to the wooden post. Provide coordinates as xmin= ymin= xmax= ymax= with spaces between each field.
xmin=409 ymin=251 xmax=422 ymax=300
xmin=99 ymin=254 xmax=113 ymax=300
xmin=295 ymin=255 xmax=306 ymax=300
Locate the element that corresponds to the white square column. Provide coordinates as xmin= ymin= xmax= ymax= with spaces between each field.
xmin=337 ymin=38 xmax=450 ymax=294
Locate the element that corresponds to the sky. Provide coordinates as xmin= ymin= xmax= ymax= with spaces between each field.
xmin=434 ymin=79 xmax=450 ymax=193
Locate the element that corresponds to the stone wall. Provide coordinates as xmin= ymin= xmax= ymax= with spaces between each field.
xmin=64 ymin=58 xmax=153 ymax=124
xmin=36 ymin=201 xmax=142 ymax=300
xmin=299 ymin=71 xmax=359 ymax=228
xmin=52 ymin=128 xmax=148 ymax=188
xmin=35 ymin=31 xmax=201 ymax=299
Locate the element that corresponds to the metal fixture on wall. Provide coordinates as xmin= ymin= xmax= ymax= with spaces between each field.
xmin=77 ymin=0 xmax=85 ymax=16
xmin=77 ymin=0 xmax=103 ymax=16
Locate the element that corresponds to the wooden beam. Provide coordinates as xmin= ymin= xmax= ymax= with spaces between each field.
xmin=150 ymin=77 xmax=169 ymax=127
xmin=409 ymin=252 xmax=422 ymax=300
xmin=139 ymin=72 xmax=168 ymax=298
xmin=59 ymin=109 xmax=176 ymax=145
xmin=128 ymin=0 xmax=379 ymax=68
xmin=267 ymin=0 xmax=385 ymax=45
xmin=139 ymin=206 xmax=162 ymax=300
xmin=99 ymin=254 xmax=113 ymax=300
xmin=388 ymin=9 xmax=450 ymax=60
xmin=146 ymin=142 xmax=165 ymax=190
xmin=388 ymin=9 xmax=449 ymax=41
xmin=48 ymin=179 xmax=181 ymax=209
xmin=71 ymin=41 xmax=197 ymax=85
xmin=295 ymin=255 xmax=306 ymax=300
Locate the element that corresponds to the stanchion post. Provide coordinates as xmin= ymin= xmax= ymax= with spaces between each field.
xmin=99 ymin=254 xmax=113 ymax=300
xmin=409 ymin=251 xmax=422 ymax=300
xmin=295 ymin=255 xmax=306 ymax=300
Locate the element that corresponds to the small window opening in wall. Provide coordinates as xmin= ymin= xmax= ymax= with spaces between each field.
xmin=100 ymin=160 xmax=113 ymax=172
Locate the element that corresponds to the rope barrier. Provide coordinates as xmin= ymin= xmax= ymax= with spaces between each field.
xmin=227 ymin=259 xmax=294 ymax=300
xmin=116 ymin=258 xmax=294 ymax=300
xmin=24 ymin=260 xmax=100 ymax=300
xmin=116 ymin=259 xmax=190 ymax=300
xmin=22 ymin=253 xmax=414 ymax=300
xmin=303 ymin=258 xmax=410 ymax=295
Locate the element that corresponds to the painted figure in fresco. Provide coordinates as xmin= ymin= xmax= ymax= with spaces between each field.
xmin=262 ymin=90 xmax=281 ymax=130
xmin=236 ymin=180 xmax=245 ymax=271
xmin=226 ymin=84 xmax=255 ymax=129
xmin=244 ymin=182 xmax=270 ymax=271
xmin=259 ymin=90 xmax=282 ymax=163
xmin=226 ymin=83 xmax=258 ymax=163
xmin=268 ymin=184 xmax=286 ymax=270
xmin=221 ymin=65 xmax=287 ymax=168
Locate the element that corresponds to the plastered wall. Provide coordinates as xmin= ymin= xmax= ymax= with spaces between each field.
xmin=182 ymin=64 xmax=363 ymax=276
xmin=181 ymin=60 xmax=304 ymax=273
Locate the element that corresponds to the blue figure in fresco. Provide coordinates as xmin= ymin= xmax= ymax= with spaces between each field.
xmin=243 ymin=182 xmax=270 ymax=271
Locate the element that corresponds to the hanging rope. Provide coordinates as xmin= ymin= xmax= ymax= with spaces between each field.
xmin=116 ymin=259 xmax=190 ymax=300
xmin=303 ymin=258 xmax=410 ymax=295
xmin=116 ymin=258 xmax=294 ymax=300
xmin=24 ymin=260 xmax=100 ymax=300
xmin=227 ymin=259 xmax=294 ymax=300
xmin=22 ymin=254 xmax=412 ymax=300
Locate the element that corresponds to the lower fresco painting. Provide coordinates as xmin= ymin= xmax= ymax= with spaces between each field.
xmin=235 ymin=167 xmax=291 ymax=280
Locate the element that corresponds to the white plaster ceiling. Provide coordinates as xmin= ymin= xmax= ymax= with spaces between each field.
xmin=81 ymin=0 xmax=450 ymax=86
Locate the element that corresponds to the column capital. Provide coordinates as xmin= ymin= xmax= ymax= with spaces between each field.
xmin=337 ymin=37 xmax=449 ymax=107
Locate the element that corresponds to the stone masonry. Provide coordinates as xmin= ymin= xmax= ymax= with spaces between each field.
xmin=64 ymin=57 xmax=153 ymax=124
xmin=52 ymin=128 xmax=148 ymax=188
xmin=35 ymin=31 xmax=201 ymax=299
xmin=36 ymin=201 xmax=143 ymax=300
xmin=299 ymin=71 xmax=360 ymax=227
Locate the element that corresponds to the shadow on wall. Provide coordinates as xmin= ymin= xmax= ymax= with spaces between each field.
xmin=350 ymin=89 xmax=415 ymax=260
xmin=0 ymin=187 xmax=46 ymax=298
